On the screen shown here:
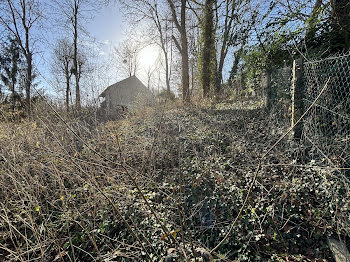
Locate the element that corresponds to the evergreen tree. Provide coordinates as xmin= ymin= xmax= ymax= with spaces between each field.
xmin=0 ymin=37 xmax=23 ymax=111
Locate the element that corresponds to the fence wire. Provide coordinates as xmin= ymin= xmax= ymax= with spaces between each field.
xmin=271 ymin=66 xmax=292 ymax=123
xmin=303 ymin=53 xmax=350 ymax=169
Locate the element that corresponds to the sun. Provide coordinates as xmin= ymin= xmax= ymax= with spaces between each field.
xmin=139 ymin=45 xmax=160 ymax=69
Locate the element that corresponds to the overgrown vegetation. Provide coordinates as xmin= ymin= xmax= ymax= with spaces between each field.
xmin=0 ymin=100 xmax=348 ymax=261
xmin=1 ymin=0 xmax=350 ymax=261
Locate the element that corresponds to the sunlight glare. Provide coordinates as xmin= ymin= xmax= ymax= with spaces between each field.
xmin=139 ymin=45 xmax=160 ymax=69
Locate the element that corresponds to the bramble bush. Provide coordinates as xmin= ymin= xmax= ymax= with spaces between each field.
xmin=0 ymin=101 xmax=348 ymax=261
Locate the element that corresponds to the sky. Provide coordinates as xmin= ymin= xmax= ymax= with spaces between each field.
xmin=1 ymin=0 xmax=267 ymax=104
xmin=30 ymin=1 xmax=162 ymax=103
xmin=1 ymin=0 xmax=259 ymax=103
xmin=84 ymin=3 xmax=161 ymax=84
xmin=21 ymin=2 xmax=124 ymax=101
xmin=86 ymin=4 xmax=123 ymax=44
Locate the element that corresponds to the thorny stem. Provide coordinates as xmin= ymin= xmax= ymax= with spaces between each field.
xmin=31 ymin=72 xmax=178 ymax=248
xmin=210 ymin=77 xmax=331 ymax=253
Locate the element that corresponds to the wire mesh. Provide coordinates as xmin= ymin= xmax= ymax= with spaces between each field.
xmin=303 ymin=53 xmax=350 ymax=169
xmin=268 ymin=66 xmax=292 ymax=126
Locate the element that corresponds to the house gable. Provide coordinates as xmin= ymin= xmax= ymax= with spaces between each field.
xmin=100 ymin=76 xmax=153 ymax=109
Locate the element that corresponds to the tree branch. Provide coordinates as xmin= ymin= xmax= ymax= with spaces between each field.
xmin=172 ymin=35 xmax=182 ymax=53
xmin=166 ymin=0 xmax=181 ymax=32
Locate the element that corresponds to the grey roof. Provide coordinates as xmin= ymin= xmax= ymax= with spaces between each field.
xmin=99 ymin=75 xmax=147 ymax=98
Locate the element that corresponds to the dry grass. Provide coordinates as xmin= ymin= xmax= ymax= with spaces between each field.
xmin=0 ymin=99 xmax=348 ymax=261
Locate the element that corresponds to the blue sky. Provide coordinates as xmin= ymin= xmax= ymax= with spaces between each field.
xmin=86 ymin=4 xmax=123 ymax=44
xmin=3 ymin=0 xmax=285 ymax=102
xmin=33 ymin=1 xmax=163 ymax=102
xmin=19 ymin=1 xmax=126 ymax=101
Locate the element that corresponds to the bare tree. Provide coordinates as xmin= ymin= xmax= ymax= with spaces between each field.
xmin=145 ymin=54 xmax=160 ymax=90
xmin=51 ymin=0 xmax=96 ymax=111
xmin=114 ymin=40 xmax=140 ymax=78
xmin=120 ymin=0 xmax=196 ymax=103
xmin=119 ymin=0 xmax=173 ymax=96
xmin=0 ymin=0 xmax=42 ymax=115
xmin=52 ymin=38 xmax=74 ymax=113
xmin=72 ymin=0 xmax=81 ymax=111
xmin=214 ymin=0 xmax=251 ymax=95
xmin=167 ymin=0 xmax=190 ymax=104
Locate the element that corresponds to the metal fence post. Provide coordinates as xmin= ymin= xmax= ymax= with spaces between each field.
xmin=291 ymin=59 xmax=304 ymax=140
xmin=265 ymin=68 xmax=272 ymax=111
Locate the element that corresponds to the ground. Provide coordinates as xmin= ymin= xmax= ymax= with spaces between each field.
xmin=0 ymin=100 xmax=348 ymax=261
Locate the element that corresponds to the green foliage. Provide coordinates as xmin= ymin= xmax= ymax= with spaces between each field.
xmin=0 ymin=36 xmax=23 ymax=106
xmin=243 ymin=31 xmax=291 ymax=71
xmin=236 ymin=31 xmax=292 ymax=103
xmin=266 ymin=0 xmax=349 ymax=57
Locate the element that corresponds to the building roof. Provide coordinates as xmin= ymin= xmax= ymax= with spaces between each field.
xmin=99 ymin=75 xmax=147 ymax=98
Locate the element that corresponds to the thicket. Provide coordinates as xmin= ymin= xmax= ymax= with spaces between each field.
xmin=1 ymin=100 xmax=349 ymax=261
xmin=1 ymin=1 xmax=350 ymax=261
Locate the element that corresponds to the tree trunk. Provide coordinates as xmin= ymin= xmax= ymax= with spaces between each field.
xmin=25 ymin=20 xmax=32 ymax=116
xmin=167 ymin=0 xmax=190 ymax=104
xmin=215 ymin=55 xmax=225 ymax=96
xmin=10 ymin=69 xmax=17 ymax=112
xmin=214 ymin=1 xmax=234 ymax=96
xmin=66 ymin=74 xmax=70 ymax=113
xmin=165 ymin=59 xmax=171 ymax=95
xmin=161 ymin=44 xmax=171 ymax=96
xmin=25 ymin=53 xmax=32 ymax=116
xmin=11 ymin=83 xmax=16 ymax=112
xmin=265 ymin=68 xmax=272 ymax=111
xmin=291 ymin=59 xmax=304 ymax=140
xmin=73 ymin=1 xmax=81 ymax=111
xmin=201 ymin=0 xmax=215 ymax=98
xmin=180 ymin=0 xmax=190 ymax=104
xmin=329 ymin=238 xmax=350 ymax=262
xmin=150 ymin=3 xmax=171 ymax=97
xmin=181 ymin=43 xmax=190 ymax=104
xmin=230 ymin=50 xmax=241 ymax=80
xmin=191 ymin=61 xmax=194 ymax=96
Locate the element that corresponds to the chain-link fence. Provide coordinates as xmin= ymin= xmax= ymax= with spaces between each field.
xmin=302 ymin=53 xmax=350 ymax=169
xmin=269 ymin=65 xmax=292 ymax=125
